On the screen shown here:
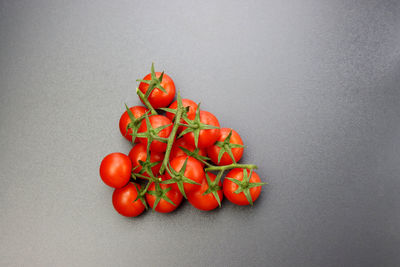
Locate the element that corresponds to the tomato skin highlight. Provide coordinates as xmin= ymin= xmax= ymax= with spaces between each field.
xmin=100 ymin=153 xmax=132 ymax=188
xmin=223 ymin=169 xmax=262 ymax=206
xmin=166 ymin=99 xmax=198 ymax=133
xmin=138 ymin=72 xmax=176 ymax=109
xmin=128 ymin=143 xmax=164 ymax=177
xmin=119 ymin=106 xmax=148 ymax=142
xmin=170 ymin=138 xmax=207 ymax=166
xmin=183 ymin=110 xmax=221 ymax=148
xmin=137 ymin=115 xmax=173 ymax=153
xmin=112 ymin=182 xmax=145 ymax=217
xmin=145 ymin=182 xmax=183 ymax=213
xmin=165 ymin=156 xmax=205 ymax=194
xmin=187 ymin=172 xmax=223 ymax=211
xmin=207 ymin=128 xmax=244 ymax=166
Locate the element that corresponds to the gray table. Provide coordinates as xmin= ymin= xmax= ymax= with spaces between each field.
xmin=1 ymin=1 xmax=399 ymax=266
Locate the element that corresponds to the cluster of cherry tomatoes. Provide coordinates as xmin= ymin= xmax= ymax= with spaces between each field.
xmin=99 ymin=64 xmax=266 ymax=217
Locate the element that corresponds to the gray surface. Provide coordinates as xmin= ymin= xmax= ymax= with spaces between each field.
xmin=1 ymin=0 xmax=399 ymax=266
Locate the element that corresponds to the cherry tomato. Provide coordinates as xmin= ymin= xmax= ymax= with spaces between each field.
xmin=128 ymin=143 xmax=164 ymax=177
xmin=165 ymin=156 xmax=204 ymax=195
xmin=223 ymin=169 xmax=262 ymax=206
xmin=187 ymin=172 xmax=223 ymax=211
xmin=165 ymin=99 xmax=198 ymax=132
xmin=138 ymin=72 xmax=175 ymax=109
xmin=183 ymin=110 xmax=221 ymax=148
xmin=119 ymin=106 xmax=148 ymax=142
xmin=112 ymin=182 xmax=145 ymax=217
xmin=100 ymin=153 xmax=132 ymax=188
xmin=170 ymin=138 xmax=207 ymax=166
xmin=137 ymin=115 xmax=173 ymax=153
xmin=145 ymin=181 xmax=183 ymax=213
xmin=207 ymin=128 xmax=244 ymax=166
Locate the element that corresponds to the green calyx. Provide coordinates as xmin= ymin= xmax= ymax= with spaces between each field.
xmin=136 ymin=63 xmax=167 ymax=115
xmin=124 ymin=104 xmax=148 ymax=144
xmin=162 ymin=158 xmax=200 ymax=199
xmin=215 ymin=130 xmax=244 ymax=164
xmin=146 ymin=182 xmax=176 ymax=211
xmin=177 ymin=103 xmax=219 ymax=147
xmin=132 ymin=182 xmax=150 ymax=210
xmin=225 ymin=169 xmax=266 ymax=205
xmin=202 ymin=171 xmax=223 ymax=207
xmin=179 ymin=146 xmax=212 ymax=167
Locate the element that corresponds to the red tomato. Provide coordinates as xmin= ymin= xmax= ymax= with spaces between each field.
xmin=187 ymin=172 xmax=223 ymax=211
xmin=100 ymin=153 xmax=132 ymax=188
xmin=183 ymin=110 xmax=221 ymax=148
xmin=138 ymin=72 xmax=175 ymax=109
xmin=170 ymin=138 xmax=207 ymax=166
xmin=112 ymin=182 xmax=145 ymax=217
xmin=165 ymin=156 xmax=204 ymax=196
xmin=145 ymin=181 xmax=183 ymax=213
xmin=119 ymin=106 xmax=148 ymax=142
xmin=128 ymin=143 xmax=164 ymax=177
xmin=207 ymin=128 xmax=244 ymax=165
xmin=223 ymin=169 xmax=262 ymax=206
xmin=137 ymin=115 xmax=173 ymax=153
xmin=165 ymin=99 xmax=198 ymax=132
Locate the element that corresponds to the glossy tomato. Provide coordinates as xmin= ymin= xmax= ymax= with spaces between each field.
xmin=165 ymin=99 xmax=198 ymax=132
xmin=119 ymin=106 xmax=148 ymax=142
xmin=100 ymin=153 xmax=132 ymax=188
xmin=207 ymin=128 xmax=244 ymax=165
xmin=170 ymin=138 xmax=207 ymax=166
xmin=128 ymin=143 xmax=164 ymax=177
xmin=223 ymin=169 xmax=262 ymax=206
xmin=187 ymin=172 xmax=223 ymax=211
xmin=112 ymin=182 xmax=145 ymax=217
xmin=138 ymin=72 xmax=175 ymax=109
xmin=145 ymin=181 xmax=183 ymax=213
xmin=183 ymin=110 xmax=220 ymax=148
xmin=137 ymin=115 xmax=173 ymax=153
xmin=164 ymin=156 xmax=204 ymax=196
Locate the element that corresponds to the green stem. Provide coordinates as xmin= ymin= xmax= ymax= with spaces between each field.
xmin=205 ymin=163 xmax=258 ymax=172
xmin=159 ymin=91 xmax=183 ymax=174
xmin=137 ymin=88 xmax=157 ymax=115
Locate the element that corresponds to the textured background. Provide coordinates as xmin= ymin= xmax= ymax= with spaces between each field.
xmin=1 ymin=1 xmax=400 ymax=266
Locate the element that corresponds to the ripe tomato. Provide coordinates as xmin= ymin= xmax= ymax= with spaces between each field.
xmin=100 ymin=153 xmax=132 ymax=188
xmin=223 ymin=169 xmax=263 ymax=206
xmin=207 ymin=128 xmax=244 ymax=165
xmin=183 ymin=110 xmax=221 ymax=148
xmin=138 ymin=72 xmax=175 ymax=109
xmin=164 ymin=156 xmax=204 ymax=196
xmin=119 ymin=106 xmax=148 ymax=142
xmin=187 ymin=172 xmax=223 ymax=211
xmin=170 ymin=138 xmax=207 ymax=166
xmin=112 ymin=182 xmax=145 ymax=217
xmin=145 ymin=181 xmax=183 ymax=213
xmin=165 ymin=99 xmax=198 ymax=132
xmin=137 ymin=115 xmax=173 ymax=153
xmin=128 ymin=143 xmax=164 ymax=177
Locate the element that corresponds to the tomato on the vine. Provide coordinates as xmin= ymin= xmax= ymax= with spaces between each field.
xmin=187 ymin=172 xmax=223 ymax=211
xmin=164 ymin=156 xmax=204 ymax=196
xmin=138 ymin=72 xmax=175 ymax=109
xmin=223 ymin=168 xmax=263 ymax=206
xmin=112 ymin=182 xmax=145 ymax=217
xmin=170 ymin=138 xmax=207 ymax=166
xmin=183 ymin=110 xmax=220 ymax=148
xmin=100 ymin=153 xmax=132 ymax=188
xmin=137 ymin=115 xmax=173 ymax=153
xmin=145 ymin=181 xmax=183 ymax=213
xmin=128 ymin=143 xmax=164 ymax=177
xmin=165 ymin=99 xmax=198 ymax=132
xmin=119 ymin=106 xmax=148 ymax=142
xmin=207 ymin=128 xmax=244 ymax=165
